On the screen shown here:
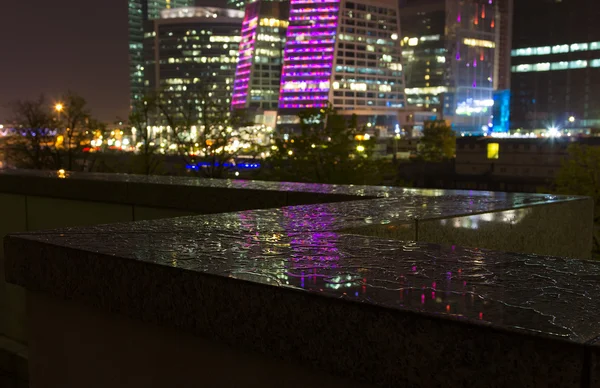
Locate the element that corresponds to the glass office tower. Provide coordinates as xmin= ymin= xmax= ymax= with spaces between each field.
xmin=143 ymin=7 xmax=244 ymax=120
xmin=232 ymin=1 xmax=290 ymax=122
xmin=510 ymin=0 xmax=600 ymax=130
xmin=401 ymin=0 xmax=509 ymax=135
xmin=129 ymin=0 xmax=193 ymax=108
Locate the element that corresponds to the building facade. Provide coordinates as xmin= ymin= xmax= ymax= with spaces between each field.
xmin=277 ymin=0 xmax=406 ymax=133
xmin=129 ymin=0 xmax=193 ymax=108
xmin=143 ymin=7 xmax=244 ymax=118
xmin=453 ymin=136 xmax=600 ymax=192
xmin=510 ymin=0 xmax=600 ymax=131
xmin=400 ymin=0 xmax=511 ymax=135
xmin=231 ymin=1 xmax=289 ymax=125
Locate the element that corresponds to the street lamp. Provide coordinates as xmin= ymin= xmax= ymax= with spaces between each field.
xmin=55 ymin=103 xmax=64 ymax=120
xmin=568 ymin=116 xmax=575 ymax=123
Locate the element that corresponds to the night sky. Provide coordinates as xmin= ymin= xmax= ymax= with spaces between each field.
xmin=0 ymin=0 xmax=130 ymax=123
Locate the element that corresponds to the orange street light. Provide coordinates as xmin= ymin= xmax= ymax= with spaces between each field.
xmin=55 ymin=103 xmax=63 ymax=112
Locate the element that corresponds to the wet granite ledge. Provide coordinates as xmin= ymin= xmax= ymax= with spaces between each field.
xmin=0 ymin=169 xmax=593 ymax=258
xmin=5 ymin=225 xmax=600 ymax=387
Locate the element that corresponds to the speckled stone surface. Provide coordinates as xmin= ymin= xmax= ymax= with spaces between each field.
xmin=5 ymin=227 xmax=600 ymax=386
xmin=0 ymin=168 xmax=584 ymax=210
xmin=1 ymin=170 xmax=597 ymax=385
xmin=11 ymin=192 xmax=591 ymax=258
xmin=0 ymin=169 xmax=592 ymax=258
xmin=418 ymin=199 xmax=594 ymax=258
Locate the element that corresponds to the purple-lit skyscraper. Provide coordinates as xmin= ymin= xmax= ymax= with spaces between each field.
xmin=277 ymin=0 xmax=406 ymax=131
xmin=232 ymin=1 xmax=289 ymax=126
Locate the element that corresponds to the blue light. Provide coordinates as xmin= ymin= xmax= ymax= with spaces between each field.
xmin=186 ymin=162 xmax=261 ymax=170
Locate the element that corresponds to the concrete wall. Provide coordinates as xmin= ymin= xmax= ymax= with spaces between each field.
xmin=28 ymin=291 xmax=372 ymax=388
xmin=0 ymin=194 xmax=197 ymax=345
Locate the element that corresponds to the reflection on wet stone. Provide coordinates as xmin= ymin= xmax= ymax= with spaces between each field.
xmin=13 ymin=229 xmax=600 ymax=342
xmin=2 ymin=170 xmax=598 ymax=387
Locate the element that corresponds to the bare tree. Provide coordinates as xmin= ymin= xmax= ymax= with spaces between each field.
xmin=6 ymin=95 xmax=54 ymax=169
xmin=54 ymin=91 xmax=94 ymax=171
xmin=128 ymin=95 xmax=162 ymax=175
xmin=156 ymin=89 xmax=255 ymax=178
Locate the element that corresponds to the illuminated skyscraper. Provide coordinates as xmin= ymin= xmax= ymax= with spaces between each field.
xmin=510 ymin=0 xmax=600 ymax=130
xmin=231 ymin=1 xmax=289 ymax=126
xmin=143 ymin=7 xmax=243 ymax=115
xmin=227 ymin=0 xmax=247 ymax=11
xmin=277 ymin=0 xmax=406 ymax=131
xmin=129 ymin=0 xmax=194 ymax=108
xmin=400 ymin=0 xmax=509 ymax=135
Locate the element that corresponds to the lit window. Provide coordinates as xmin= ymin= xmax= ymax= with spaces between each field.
xmin=591 ymin=59 xmax=600 ymax=68
xmin=514 ymin=64 xmax=532 ymax=72
xmin=571 ymin=43 xmax=589 ymax=52
xmin=404 ymin=86 xmax=448 ymax=95
xmin=513 ymin=47 xmax=532 ymax=56
xmin=350 ymin=82 xmax=367 ymax=91
xmin=420 ymin=34 xmax=440 ymax=42
xmin=550 ymin=61 xmax=569 ymax=70
xmin=569 ymin=60 xmax=588 ymax=69
xmin=552 ymin=45 xmax=569 ymax=54
xmin=535 ymin=46 xmax=551 ymax=55
xmin=487 ymin=143 xmax=499 ymax=159
xmin=463 ymin=38 xmax=495 ymax=48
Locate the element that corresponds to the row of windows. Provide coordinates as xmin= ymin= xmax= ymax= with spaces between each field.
xmin=332 ymin=99 xmax=402 ymax=107
xmin=402 ymin=48 xmax=446 ymax=56
xmin=512 ymin=42 xmax=600 ymax=57
xmin=333 ymin=91 xmax=403 ymax=98
xmin=338 ymin=34 xmax=396 ymax=46
xmin=252 ymin=71 xmax=282 ymax=79
xmin=338 ymin=43 xmax=393 ymax=54
xmin=254 ymin=57 xmax=282 ymax=65
xmin=512 ymin=59 xmax=600 ymax=73
xmin=333 ymin=75 xmax=402 ymax=84
xmin=334 ymin=65 xmax=402 ymax=77
xmin=338 ymin=51 xmax=394 ymax=60
xmin=252 ymin=79 xmax=281 ymax=86
xmin=340 ymin=28 xmax=393 ymax=37
xmin=164 ymin=85 xmax=233 ymax=92
xmin=250 ymin=89 xmax=276 ymax=95
xmin=162 ymin=57 xmax=236 ymax=64
xmin=345 ymin=2 xmax=397 ymax=16
xmin=253 ymin=64 xmax=281 ymax=71
xmin=342 ymin=17 xmax=396 ymax=28
xmin=337 ymin=60 xmax=383 ymax=68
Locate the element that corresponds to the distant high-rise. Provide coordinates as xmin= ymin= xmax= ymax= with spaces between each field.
xmin=143 ymin=7 xmax=244 ymax=116
xmin=227 ymin=0 xmax=247 ymax=11
xmin=400 ymin=0 xmax=511 ymax=135
xmin=510 ymin=0 xmax=600 ymax=130
xmin=277 ymin=0 xmax=406 ymax=132
xmin=128 ymin=0 xmax=193 ymax=108
xmin=496 ymin=0 xmax=513 ymax=91
xmin=231 ymin=1 xmax=289 ymax=122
